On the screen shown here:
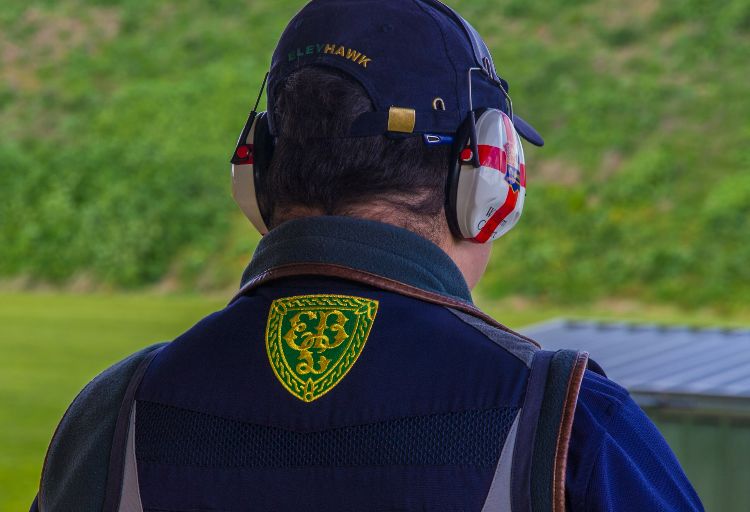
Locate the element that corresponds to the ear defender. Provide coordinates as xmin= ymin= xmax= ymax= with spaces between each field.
xmin=231 ymin=111 xmax=275 ymax=235
xmin=446 ymin=109 xmax=526 ymax=243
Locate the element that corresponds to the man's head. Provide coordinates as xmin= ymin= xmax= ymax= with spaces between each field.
xmin=231 ymin=0 xmax=543 ymax=287
xmin=258 ymin=66 xmax=450 ymax=243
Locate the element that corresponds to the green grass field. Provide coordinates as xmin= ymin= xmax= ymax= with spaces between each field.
xmin=0 ymin=292 xmax=225 ymax=508
xmin=2 ymin=291 xmax=749 ymax=508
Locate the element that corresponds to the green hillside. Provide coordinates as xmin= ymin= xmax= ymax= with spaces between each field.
xmin=1 ymin=0 xmax=748 ymax=306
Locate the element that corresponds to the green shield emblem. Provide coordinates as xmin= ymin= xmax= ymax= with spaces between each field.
xmin=265 ymin=294 xmax=379 ymax=402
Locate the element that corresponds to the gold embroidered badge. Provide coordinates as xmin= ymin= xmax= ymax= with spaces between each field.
xmin=265 ymin=295 xmax=379 ymax=402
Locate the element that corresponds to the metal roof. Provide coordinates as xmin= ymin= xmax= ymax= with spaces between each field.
xmin=522 ymin=319 xmax=750 ymax=413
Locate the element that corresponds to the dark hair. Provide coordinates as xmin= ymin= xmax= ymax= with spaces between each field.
xmin=258 ymin=66 xmax=450 ymax=236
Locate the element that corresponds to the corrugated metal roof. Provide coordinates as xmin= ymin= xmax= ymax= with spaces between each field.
xmin=522 ymin=320 xmax=750 ymax=408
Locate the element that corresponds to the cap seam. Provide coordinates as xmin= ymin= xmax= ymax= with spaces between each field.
xmin=305 ymin=57 xmax=386 ymax=109
xmin=268 ymin=56 xmax=386 ymax=134
xmin=411 ymin=0 xmax=462 ymax=118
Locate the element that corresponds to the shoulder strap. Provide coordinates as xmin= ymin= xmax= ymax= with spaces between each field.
xmin=101 ymin=347 xmax=162 ymax=512
xmin=38 ymin=344 xmax=165 ymax=512
xmin=511 ymin=349 xmax=589 ymax=512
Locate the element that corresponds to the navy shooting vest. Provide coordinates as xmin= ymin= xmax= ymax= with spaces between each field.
xmin=37 ymin=217 xmax=592 ymax=512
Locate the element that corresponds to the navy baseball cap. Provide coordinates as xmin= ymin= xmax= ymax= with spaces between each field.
xmin=265 ymin=0 xmax=544 ymax=146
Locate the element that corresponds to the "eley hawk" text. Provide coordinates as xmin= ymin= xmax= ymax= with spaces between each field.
xmin=288 ymin=43 xmax=372 ymax=68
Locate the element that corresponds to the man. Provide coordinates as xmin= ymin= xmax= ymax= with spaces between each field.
xmin=32 ymin=1 xmax=703 ymax=510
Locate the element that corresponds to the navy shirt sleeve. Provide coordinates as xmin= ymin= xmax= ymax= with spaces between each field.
xmin=566 ymin=370 xmax=704 ymax=511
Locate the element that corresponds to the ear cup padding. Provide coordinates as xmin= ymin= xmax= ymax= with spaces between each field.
xmin=252 ymin=112 xmax=275 ymax=227
xmin=445 ymin=116 xmax=474 ymax=239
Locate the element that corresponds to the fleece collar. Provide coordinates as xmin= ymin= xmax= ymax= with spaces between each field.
xmin=240 ymin=216 xmax=472 ymax=303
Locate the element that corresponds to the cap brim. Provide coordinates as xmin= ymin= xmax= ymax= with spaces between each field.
xmin=513 ymin=114 xmax=544 ymax=147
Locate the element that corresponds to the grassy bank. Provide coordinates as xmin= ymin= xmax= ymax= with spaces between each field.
xmin=1 ymin=0 xmax=748 ymax=305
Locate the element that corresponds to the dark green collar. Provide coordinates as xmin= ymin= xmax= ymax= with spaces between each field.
xmin=240 ymin=216 xmax=473 ymax=303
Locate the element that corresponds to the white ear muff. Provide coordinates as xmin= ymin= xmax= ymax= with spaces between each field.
xmin=231 ymin=113 xmax=269 ymax=235
xmin=454 ymin=109 xmax=526 ymax=243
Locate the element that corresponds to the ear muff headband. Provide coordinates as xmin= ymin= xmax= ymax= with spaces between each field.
xmin=446 ymin=108 xmax=526 ymax=243
xmin=230 ymin=72 xmax=526 ymax=242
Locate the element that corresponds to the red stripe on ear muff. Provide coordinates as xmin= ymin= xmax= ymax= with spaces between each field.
xmin=476 ymin=145 xmax=503 ymax=171
xmin=472 ymin=187 xmax=519 ymax=243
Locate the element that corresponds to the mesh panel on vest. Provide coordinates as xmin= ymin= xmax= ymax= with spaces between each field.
xmin=135 ymin=400 xmax=518 ymax=468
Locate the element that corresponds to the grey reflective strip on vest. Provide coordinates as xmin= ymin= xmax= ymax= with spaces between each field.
xmin=118 ymin=403 xmax=143 ymax=512
xmin=447 ymin=309 xmax=536 ymax=367
xmin=481 ymin=412 xmax=521 ymax=512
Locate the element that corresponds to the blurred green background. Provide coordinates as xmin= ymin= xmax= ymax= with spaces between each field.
xmin=0 ymin=0 xmax=748 ymax=509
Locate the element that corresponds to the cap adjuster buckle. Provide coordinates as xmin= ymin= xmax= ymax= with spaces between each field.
xmin=387 ymin=107 xmax=416 ymax=133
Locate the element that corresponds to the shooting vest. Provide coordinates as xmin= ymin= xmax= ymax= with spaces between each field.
xmin=37 ymin=219 xmax=592 ymax=512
